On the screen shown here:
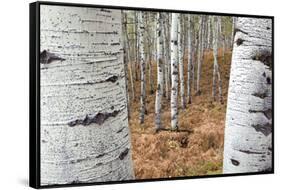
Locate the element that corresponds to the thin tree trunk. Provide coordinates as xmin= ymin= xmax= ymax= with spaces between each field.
xmin=187 ymin=15 xmax=192 ymax=104
xmin=123 ymin=12 xmax=135 ymax=101
xmin=139 ymin=12 xmax=146 ymax=124
xmin=122 ymin=12 xmax=131 ymax=118
xmin=170 ymin=13 xmax=179 ymax=130
xmin=164 ymin=15 xmax=171 ymax=100
xmin=231 ymin=17 xmax=237 ymax=48
xmin=178 ymin=15 xmax=186 ymax=109
xmin=40 ymin=6 xmax=134 ymax=185
xmin=196 ymin=16 xmax=203 ymax=95
xmin=212 ymin=16 xmax=223 ymax=103
xmin=223 ymin=18 xmax=272 ymax=173
xmin=155 ymin=13 xmax=164 ymax=131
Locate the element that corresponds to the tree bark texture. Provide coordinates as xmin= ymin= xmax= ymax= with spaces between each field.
xmin=40 ymin=5 xmax=134 ymax=185
xmin=223 ymin=18 xmax=272 ymax=173
xmin=138 ymin=12 xmax=146 ymax=124
xmin=170 ymin=13 xmax=179 ymax=130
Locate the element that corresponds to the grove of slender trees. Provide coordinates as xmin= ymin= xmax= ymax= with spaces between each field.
xmin=122 ymin=12 xmax=234 ymax=131
xmin=122 ymin=11 xmax=272 ymax=173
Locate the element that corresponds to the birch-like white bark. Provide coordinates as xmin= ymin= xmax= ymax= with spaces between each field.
xmin=138 ymin=12 xmax=146 ymax=124
xmin=223 ymin=18 xmax=272 ymax=173
xmin=187 ymin=15 xmax=192 ymax=104
xmin=212 ymin=16 xmax=223 ymax=103
xmin=164 ymin=14 xmax=171 ymax=100
xmin=170 ymin=13 xmax=179 ymax=130
xmin=40 ymin=5 xmax=134 ymax=185
xmin=155 ymin=13 xmax=164 ymax=130
xmin=196 ymin=16 xmax=203 ymax=95
xmin=123 ymin=12 xmax=135 ymax=101
xmin=178 ymin=15 xmax=186 ymax=109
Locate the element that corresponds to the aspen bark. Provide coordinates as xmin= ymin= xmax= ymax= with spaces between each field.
xmin=223 ymin=18 xmax=272 ymax=173
xmin=196 ymin=16 xmax=203 ymax=95
xmin=138 ymin=12 xmax=146 ymax=124
xmin=170 ymin=13 xmax=179 ymax=130
xmin=212 ymin=16 xmax=223 ymax=103
xmin=187 ymin=15 xmax=192 ymax=104
xmin=164 ymin=15 xmax=171 ymax=100
xmin=178 ymin=15 xmax=186 ymax=109
xmin=40 ymin=5 xmax=134 ymax=185
xmin=155 ymin=13 xmax=164 ymax=130
xmin=122 ymin=12 xmax=131 ymax=118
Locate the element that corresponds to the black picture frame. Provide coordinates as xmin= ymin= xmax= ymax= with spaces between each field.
xmin=30 ymin=1 xmax=274 ymax=188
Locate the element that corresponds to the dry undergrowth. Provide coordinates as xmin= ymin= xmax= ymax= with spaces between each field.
xmin=128 ymin=49 xmax=231 ymax=179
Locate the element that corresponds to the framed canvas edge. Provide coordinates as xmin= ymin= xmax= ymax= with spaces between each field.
xmin=29 ymin=1 xmax=274 ymax=189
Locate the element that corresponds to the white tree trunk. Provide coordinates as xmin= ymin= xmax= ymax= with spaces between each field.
xmin=187 ymin=15 xmax=192 ymax=104
xmin=164 ymin=15 xmax=171 ymax=100
xmin=223 ymin=18 xmax=272 ymax=173
xmin=170 ymin=13 xmax=179 ymax=130
xmin=212 ymin=16 xmax=223 ymax=103
xmin=138 ymin=12 xmax=146 ymax=124
xmin=155 ymin=13 xmax=164 ymax=131
xmin=231 ymin=17 xmax=237 ymax=48
xmin=196 ymin=16 xmax=203 ymax=95
xmin=178 ymin=16 xmax=186 ymax=109
xmin=40 ymin=5 xmax=134 ymax=185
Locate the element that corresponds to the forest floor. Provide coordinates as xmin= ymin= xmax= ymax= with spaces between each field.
xmin=128 ymin=48 xmax=232 ymax=179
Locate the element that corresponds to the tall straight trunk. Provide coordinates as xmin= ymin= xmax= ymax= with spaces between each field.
xmin=170 ymin=13 xmax=179 ymax=130
xmin=196 ymin=16 xmax=203 ymax=95
xmin=212 ymin=16 xmax=223 ymax=103
xmin=187 ymin=15 xmax=192 ymax=104
xmin=138 ymin=12 xmax=146 ymax=124
xmin=122 ymin=12 xmax=135 ymax=102
xmin=146 ymin=13 xmax=154 ymax=95
xmin=122 ymin=12 xmax=131 ymax=118
xmin=135 ymin=12 xmax=139 ymax=81
xmin=192 ymin=22 xmax=197 ymax=92
xmin=231 ymin=17 xmax=237 ymax=48
xmin=155 ymin=13 xmax=164 ymax=131
xmin=178 ymin=15 xmax=186 ymax=109
xmin=40 ymin=6 xmax=134 ymax=185
xmin=207 ymin=17 xmax=212 ymax=49
xmin=223 ymin=18 xmax=272 ymax=173
xmin=164 ymin=15 xmax=171 ymax=100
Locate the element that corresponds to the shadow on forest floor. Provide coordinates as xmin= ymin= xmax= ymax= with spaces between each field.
xmin=128 ymin=49 xmax=232 ymax=179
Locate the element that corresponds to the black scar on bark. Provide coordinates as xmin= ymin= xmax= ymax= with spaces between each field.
xmin=116 ymin=126 xmax=125 ymax=133
xmin=238 ymin=149 xmax=263 ymax=154
xmin=251 ymin=123 xmax=272 ymax=136
xmin=157 ymin=84 xmax=161 ymax=91
xmin=266 ymin=77 xmax=271 ymax=84
xmin=105 ymin=75 xmax=118 ymax=83
xmin=236 ymin=38 xmax=245 ymax=46
xmin=230 ymin=159 xmax=240 ymax=166
xmin=95 ymin=153 xmax=105 ymax=158
xmin=249 ymin=109 xmax=272 ymax=120
xmin=119 ymin=148 xmax=129 ymax=160
xmin=68 ymin=110 xmax=120 ymax=127
xmin=252 ymin=92 xmax=268 ymax=99
xmin=158 ymin=30 xmax=161 ymax=37
xmin=234 ymin=28 xmax=249 ymax=36
xmin=252 ymin=50 xmax=272 ymax=70
xmin=40 ymin=50 xmax=65 ymax=64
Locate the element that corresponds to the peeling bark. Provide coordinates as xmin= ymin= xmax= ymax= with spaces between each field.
xmin=223 ymin=18 xmax=272 ymax=173
xmin=40 ymin=5 xmax=134 ymax=185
